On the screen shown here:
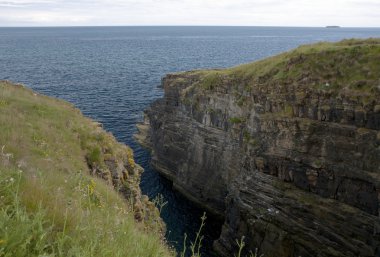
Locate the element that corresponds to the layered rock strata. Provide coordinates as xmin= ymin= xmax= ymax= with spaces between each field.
xmin=136 ymin=39 xmax=380 ymax=256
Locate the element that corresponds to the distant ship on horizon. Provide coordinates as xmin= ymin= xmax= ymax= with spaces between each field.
xmin=326 ymin=25 xmax=341 ymax=28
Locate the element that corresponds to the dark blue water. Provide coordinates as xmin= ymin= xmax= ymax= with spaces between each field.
xmin=1 ymin=26 xmax=380 ymax=256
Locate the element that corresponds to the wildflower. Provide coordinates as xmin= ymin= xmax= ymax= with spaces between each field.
xmin=87 ymin=180 xmax=96 ymax=195
xmin=9 ymin=177 xmax=14 ymax=183
xmin=127 ymin=157 xmax=135 ymax=168
xmin=0 ymin=239 xmax=6 ymax=244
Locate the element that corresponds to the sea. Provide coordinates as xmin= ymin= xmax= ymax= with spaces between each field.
xmin=1 ymin=26 xmax=380 ymax=256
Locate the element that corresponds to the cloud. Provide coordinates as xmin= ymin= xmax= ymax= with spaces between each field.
xmin=0 ymin=0 xmax=379 ymax=26
xmin=0 ymin=0 xmax=57 ymax=7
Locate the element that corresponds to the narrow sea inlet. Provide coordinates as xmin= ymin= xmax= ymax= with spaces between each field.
xmin=1 ymin=26 xmax=380 ymax=256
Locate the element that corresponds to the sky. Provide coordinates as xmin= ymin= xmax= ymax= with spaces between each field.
xmin=0 ymin=0 xmax=379 ymax=27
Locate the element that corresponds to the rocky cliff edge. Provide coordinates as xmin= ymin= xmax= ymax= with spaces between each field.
xmin=136 ymin=39 xmax=380 ymax=257
xmin=0 ymin=81 xmax=172 ymax=256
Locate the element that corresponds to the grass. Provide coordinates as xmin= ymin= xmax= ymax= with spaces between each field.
xmin=182 ymin=38 xmax=380 ymax=97
xmin=229 ymin=117 xmax=246 ymax=124
xmin=200 ymin=73 xmax=224 ymax=90
xmin=180 ymin=213 xmax=211 ymax=257
xmin=178 ymin=213 xmax=263 ymax=257
xmin=235 ymin=237 xmax=262 ymax=257
xmin=0 ymin=81 xmax=173 ymax=257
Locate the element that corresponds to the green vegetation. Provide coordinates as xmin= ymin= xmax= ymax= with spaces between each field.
xmin=152 ymin=194 xmax=168 ymax=214
xmin=0 ymin=81 xmax=173 ymax=257
xmin=235 ymin=237 xmax=262 ymax=257
xmin=278 ymin=104 xmax=294 ymax=118
xmin=200 ymin=72 xmax=223 ymax=90
xmin=229 ymin=117 xmax=246 ymax=124
xmin=236 ymin=97 xmax=246 ymax=107
xmin=187 ymin=38 xmax=380 ymax=95
xmin=242 ymin=131 xmax=259 ymax=147
xmin=243 ymin=130 xmax=251 ymax=142
xmin=312 ymin=159 xmax=323 ymax=169
xmin=178 ymin=214 xmax=263 ymax=257
xmin=180 ymin=212 xmax=206 ymax=257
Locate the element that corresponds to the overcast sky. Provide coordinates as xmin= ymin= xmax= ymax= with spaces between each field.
xmin=0 ymin=0 xmax=379 ymax=27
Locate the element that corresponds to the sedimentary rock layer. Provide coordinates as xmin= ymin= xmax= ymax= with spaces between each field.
xmin=137 ymin=39 xmax=380 ymax=256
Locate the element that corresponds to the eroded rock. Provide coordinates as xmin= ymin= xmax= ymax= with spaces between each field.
xmin=137 ymin=40 xmax=380 ymax=256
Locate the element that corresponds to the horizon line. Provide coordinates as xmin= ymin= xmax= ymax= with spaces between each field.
xmin=1 ymin=25 xmax=380 ymax=29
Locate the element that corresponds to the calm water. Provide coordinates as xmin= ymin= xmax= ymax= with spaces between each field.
xmin=1 ymin=26 xmax=380 ymax=256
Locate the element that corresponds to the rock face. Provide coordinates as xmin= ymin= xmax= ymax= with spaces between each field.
xmin=83 ymin=121 xmax=163 ymax=227
xmin=137 ymin=39 xmax=380 ymax=256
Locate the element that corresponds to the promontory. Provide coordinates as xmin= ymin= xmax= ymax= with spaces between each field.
xmin=136 ymin=38 xmax=380 ymax=257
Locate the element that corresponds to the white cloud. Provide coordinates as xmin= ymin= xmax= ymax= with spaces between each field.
xmin=0 ymin=0 xmax=379 ymax=26
xmin=0 ymin=0 xmax=56 ymax=7
xmin=2 ymin=10 xmax=92 ymax=23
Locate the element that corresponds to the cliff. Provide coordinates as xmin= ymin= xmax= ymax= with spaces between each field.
xmin=0 ymin=81 xmax=173 ymax=256
xmin=136 ymin=39 xmax=380 ymax=256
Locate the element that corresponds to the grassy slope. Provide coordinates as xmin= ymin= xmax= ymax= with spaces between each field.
xmin=0 ymin=81 xmax=173 ymax=257
xmin=189 ymin=38 xmax=380 ymax=96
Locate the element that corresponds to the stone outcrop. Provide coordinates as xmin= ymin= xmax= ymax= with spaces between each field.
xmin=136 ymin=39 xmax=380 ymax=256
xmin=84 ymin=121 xmax=163 ymax=228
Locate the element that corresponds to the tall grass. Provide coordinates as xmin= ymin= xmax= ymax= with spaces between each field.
xmin=179 ymin=214 xmax=263 ymax=257
xmin=0 ymin=81 xmax=173 ymax=257
xmin=188 ymin=38 xmax=380 ymax=96
xmin=180 ymin=212 xmax=206 ymax=257
xmin=0 ymin=167 xmax=173 ymax=257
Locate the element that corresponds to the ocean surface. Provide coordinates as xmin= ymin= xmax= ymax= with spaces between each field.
xmin=1 ymin=26 xmax=380 ymax=256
